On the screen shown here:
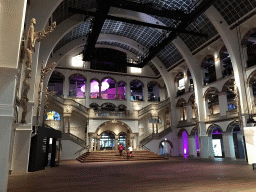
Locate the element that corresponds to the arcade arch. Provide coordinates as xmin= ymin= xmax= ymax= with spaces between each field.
xmin=178 ymin=129 xmax=189 ymax=156
xmin=159 ymin=139 xmax=173 ymax=156
xmin=48 ymin=71 xmax=65 ymax=96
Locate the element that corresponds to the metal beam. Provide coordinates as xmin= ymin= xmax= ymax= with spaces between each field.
xmin=139 ymin=0 xmax=219 ymax=67
xmin=68 ymin=8 xmax=208 ymax=38
xmin=82 ymin=0 xmax=111 ymax=61
xmin=110 ymin=0 xmax=187 ymax=20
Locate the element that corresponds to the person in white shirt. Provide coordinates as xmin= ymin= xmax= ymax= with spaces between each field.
xmin=128 ymin=146 xmax=133 ymax=157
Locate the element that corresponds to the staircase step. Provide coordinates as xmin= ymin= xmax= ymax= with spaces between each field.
xmin=76 ymin=150 xmax=168 ymax=163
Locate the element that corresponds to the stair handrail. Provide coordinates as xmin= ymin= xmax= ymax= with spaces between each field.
xmin=74 ymin=145 xmax=89 ymax=155
xmin=61 ymin=133 xmax=86 ymax=148
xmin=137 ymin=143 xmax=150 ymax=151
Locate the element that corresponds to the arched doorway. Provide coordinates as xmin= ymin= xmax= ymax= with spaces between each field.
xmin=227 ymin=122 xmax=245 ymax=159
xmin=208 ymin=125 xmax=225 ymax=158
xmin=159 ymin=139 xmax=173 ymax=156
xmin=100 ymin=131 xmax=115 ymax=150
xmin=178 ymin=129 xmax=189 ymax=156
xmin=190 ymin=128 xmax=200 ymax=157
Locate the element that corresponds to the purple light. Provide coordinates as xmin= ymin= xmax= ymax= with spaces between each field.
xmin=182 ymin=131 xmax=189 ymax=156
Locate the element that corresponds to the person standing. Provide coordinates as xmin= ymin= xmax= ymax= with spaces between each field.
xmin=128 ymin=146 xmax=133 ymax=157
xmin=118 ymin=144 xmax=124 ymax=156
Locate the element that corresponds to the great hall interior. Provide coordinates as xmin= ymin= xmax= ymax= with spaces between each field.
xmin=2 ymin=0 xmax=256 ymax=191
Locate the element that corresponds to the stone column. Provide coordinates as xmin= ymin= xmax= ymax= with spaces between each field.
xmin=199 ymin=136 xmax=214 ymax=158
xmin=218 ymin=92 xmax=228 ymax=116
xmin=176 ymin=108 xmax=181 ymax=121
xmin=115 ymin=135 xmax=118 ymax=150
xmin=126 ymin=83 xmax=131 ymax=109
xmin=97 ymin=136 xmax=100 ymax=151
xmin=186 ymin=104 xmax=193 ymax=122
xmin=188 ymin=136 xmax=197 ymax=157
xmin=85 ymin=79 xmax=90 ymax=108
xmin=63 ymin=72 xmax=69 ymax=98
xmin=99 ymin=82 xmax=102 ymax=99
xmin=143 ymin=84 xmax=148 ymax=102
xmin=204 ymin=99 xmax=210 ymax=117
xmin=11 ymin=125 xmax=32 ymax=174
xmin=93 ymin=137 xmax=97 ymax=151
xmin=215 ymin=55 xmax=223 ymax=79
xmin=222 ymin=132 xmax=236 ymax=159
xmin=185 ymin=74 xmax=189 ymax=93
xmin=67 ymin=116 xmax=71 ymax=134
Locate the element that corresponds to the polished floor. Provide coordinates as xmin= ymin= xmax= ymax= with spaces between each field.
xmin=7 ymin=157 xmax=256 ymax=192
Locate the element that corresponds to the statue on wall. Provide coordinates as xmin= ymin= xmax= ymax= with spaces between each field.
xmin=20 ymin=18 xmax=56 ymax=124
xmin=36 ymin=61 xmax=56 ymax=126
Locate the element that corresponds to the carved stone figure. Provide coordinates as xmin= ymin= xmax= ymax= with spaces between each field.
xmin=20 ymin=18 xmax=56 ymax=124
xmin=36 ymin=61 xmax=56 ymax=126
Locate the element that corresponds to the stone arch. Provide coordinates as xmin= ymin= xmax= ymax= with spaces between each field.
xmin=222 ymin=79 xmax=235 ymax=92
xmin=176 ymin=98 xmax=186 ymax=107
xmin=190 ymin=127 xmax=198 ymax=136
xmin=95 ymin=120 xmax=133 ymax=136
xmin=118 ymin=104 xmax=127 ymax=110
xmin=241 ymin=27 xmax=256 ymax=46
xmin=174 ymin=72 xmax=184 ymax=82
xmin=159 ymin=140 xmax=173 ymax=148
xmin=101 ymin=102 xmax=116 ymax=110
xmin=89 ymin=103 xmax=99 ymax=109
xmin=147 ymin=81 xmax=161 ymax=88
xmin=247 ymin=69 xmax=256 ymax=85
xmin=130 ymin=79 xmax=144 ymax=87
xmin=188 ymin=93 xmax=196 ymax=106
xmin=99 ymin=130 xmax=117 ymax=137
xmin=201 ymin=55 xmax=215 ymax=68
xmin=101 ymin=76 xmax=117 ymax=84
xmin=177 ymin=128 xmax=189 ymax=138
xmin=69 ymin=73 xmax=86 ymax=81
xmin=203 ymin=87 xmax=219 ymax=98
xmin=117 ymin=80 xmax=127 ymax=86
xmin=226 ymin=120 xmax=240 ymax=133
xmin=206 ymin=124 xmax=224 ymax=136
xmin=50 ymin=71 xmax=65 ymax=80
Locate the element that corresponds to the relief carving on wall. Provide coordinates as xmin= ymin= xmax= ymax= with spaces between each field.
xmin=36 ymin=61 xmax=56 ymax=126
xmin=20 ymin=18 xmax=56 ymax=124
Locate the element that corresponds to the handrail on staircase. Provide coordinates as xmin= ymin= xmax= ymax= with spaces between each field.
xmin=137 ymin=144 xmax=150 ymax=151
xmin=74 ymin=145 xmax=89 ymax=155
xmin=61 ymin=133 xmax=86 ymax=148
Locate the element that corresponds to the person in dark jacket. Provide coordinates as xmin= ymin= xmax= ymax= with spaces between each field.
xmin=118 ymin=144 xmax=124 ymax=156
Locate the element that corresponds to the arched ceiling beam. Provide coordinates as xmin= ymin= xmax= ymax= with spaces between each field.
xmin=139 ymin=0 xmax=218 ymax=68
xmin=69 ymin=8 xmax=208 ymax=38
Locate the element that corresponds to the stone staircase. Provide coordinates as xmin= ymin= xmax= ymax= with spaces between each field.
xmin=77 ymin=150 xmax=168 ymax=163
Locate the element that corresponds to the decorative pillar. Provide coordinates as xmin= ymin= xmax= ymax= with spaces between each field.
xmin=115 ymin=135 xmax=118 ymax=150
xmin=222 ymin=132 xmax=236 ymax=159
xmin=126 ymin=134 xmax=131 ymax=148
xmin=67 ymin=117 xmax=70 ymax=134
xmin=186 ymin=104 xmax=193 ymax=122
xmin=188 ymin=136 xmax=197 ymax=157
xmin=99 ymin=82 xmax=102 ymax=99
xmin=63 ymin=73 xmax=69 ymax=98
xmin=199 ymin=135 xmax=214 ymax=158
xmin=204 ymin=99 xmax=210 ymax=117
xmin=97 ymin=136 xmax=101 ymax=151
xmin=143 ymin=84 xmax=148 ymax=102
xmin=218 ymin=92 xmax=228 ymax=116
xmin=215 ymin=54 xmax=223 ymax=79
xmin=176 ymin=108 xmax=181 ymax=121
xmin=115 ymin=83 xmax=118 ymax=100
xmin=86 ymin=79 xmax=90 ymax=108
xmin=126 ymin=82 xmax=131 ymax=109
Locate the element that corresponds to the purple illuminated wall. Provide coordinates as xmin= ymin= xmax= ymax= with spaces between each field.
xmin=101 ymin=78 xmax=116 ymax=99
xmin=90 ymin=80 xmax=99 ymax=98
xmin=195 ymin=133 xmax=200 ymax=151
xmin=182 ymin=131 xmax=189 ymax=155
xmin=69 ymin=75 xmax=85 ymax=98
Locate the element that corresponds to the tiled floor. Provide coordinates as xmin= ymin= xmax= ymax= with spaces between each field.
xmin=7 ymin=157 xmax=256 ymax=192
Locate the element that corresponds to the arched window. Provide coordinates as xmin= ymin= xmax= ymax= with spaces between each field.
xmin=242 ymin=29 xmax=256 ymax=68
xmin=176 ymin=99 xmax=187 ymax=121
xmin=202 ymin=55 xmax=216 ymax=85
xmin=130 ymin=80 xmax=143 ymax=101
xmin=148 ymin=81 xmax=160 ymax=102
xmin=175 ymin=72 xmax=185 ymax=96
xmin=101 ymin=103 xmax=116 ymax=111
xmin=222 ymin=79 xmax=237 ymax=111
xmin=101 ymin=78 xmax=116 ymax=100
xmin=204 ymin=87 xmax=219 ymax=115
xmin=208 ymin=125 xmax=224 ymax=158
xmin=187 ymin=69 xmax=194 ymax=92
xmin=48 ymin=71 xmax=64 ymax=96
xmin=117 ymin=81 xmax=126 ymax=100
xmin=178 ymin=129 xmax=189 ymax=156
xmin=69 ymin=74 xmax=86 ymax=98
xmin=90 ymin=79 xmax=99 ymax=98
xmin=220 ymin=46 xmax=233 ymax=77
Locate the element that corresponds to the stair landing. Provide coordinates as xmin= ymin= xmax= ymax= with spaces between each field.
xmin=77 ymin=150 xmax=168 ymax=163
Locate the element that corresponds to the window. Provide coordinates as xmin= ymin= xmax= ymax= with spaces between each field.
xmin=46 ymin=111 xmax=60 ymax=121
xmin=71 ymin=54 xmax=84 ymax=68
xmin=130 ymin=67 xmax=142 ymax=73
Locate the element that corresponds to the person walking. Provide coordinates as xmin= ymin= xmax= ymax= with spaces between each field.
xmin=118 ymin=144 xmax=124 ymax=156
xmin=128 ymin=146 xmax=133 ymax=157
